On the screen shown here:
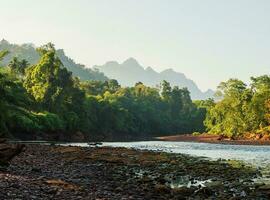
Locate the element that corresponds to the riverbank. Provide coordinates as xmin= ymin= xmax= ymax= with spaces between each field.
xmin=1 ymin=144 xmax=270 ymax=199
xmin=157 ymin=134 xmax=270 ymax=145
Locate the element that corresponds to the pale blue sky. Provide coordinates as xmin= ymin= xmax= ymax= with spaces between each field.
xmin=1 ymin=0 xmax=270 ymax=91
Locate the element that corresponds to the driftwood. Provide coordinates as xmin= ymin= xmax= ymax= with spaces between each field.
xmin=0 ymin=139 xmax=25 ymax=165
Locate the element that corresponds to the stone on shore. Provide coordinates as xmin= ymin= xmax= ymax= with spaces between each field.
xmin=0 ymin=139 xmax=25 ymax=165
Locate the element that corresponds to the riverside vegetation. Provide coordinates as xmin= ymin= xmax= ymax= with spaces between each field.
xmin=2 ymin=43 xmax=270 ymax=199
xmin=204 ymin=77 xmax=270 ymax=140
xmin=1 ymin=42 xmax=270 ymax=141
xmin=0 ymin=43 xmax=206 ymax=141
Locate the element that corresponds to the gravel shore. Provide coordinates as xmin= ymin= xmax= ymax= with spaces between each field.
xmin=0 ymin=144 xmax=269 ymax=199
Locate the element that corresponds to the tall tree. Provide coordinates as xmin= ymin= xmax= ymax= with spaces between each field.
xmin=0 ymin=50 xmax=9 ymax=62
xmin=24 ymin=43 xmax=77 ymax=113
xmin=8 ymin=57 xmax=29 ymax=76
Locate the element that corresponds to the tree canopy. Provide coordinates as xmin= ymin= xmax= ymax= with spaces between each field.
xmin=0 ymin=45 xmax=206 ymax=141
xmin=205 ymin=77 xmax=270 ymax=138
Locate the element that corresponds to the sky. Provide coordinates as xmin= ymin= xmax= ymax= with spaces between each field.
xmin=1 ymin=0 xmax=270 ymax=91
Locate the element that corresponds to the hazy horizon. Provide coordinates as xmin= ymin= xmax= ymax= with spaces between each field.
xmin=1 ymin=0 xmax=270 ymax=90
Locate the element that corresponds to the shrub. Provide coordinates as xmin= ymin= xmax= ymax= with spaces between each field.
xmin=192 ymin=132 xmax=201 ymax=136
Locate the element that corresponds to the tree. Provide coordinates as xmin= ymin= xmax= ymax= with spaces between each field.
xmin=106 ymin=79 xmax=120 ymax=93
xmin=8 ymin=57 xmax=29 ymax=76
xmin=161 ymin=80 xmax=172 ymax=101
xmin=265 ymin=99 xmax=270 ymax=124
xmin=0 ymin=50 xmax=11 ymax=136
xmin=0 ymin=46 xmax=207 ymax=140
xmin=204 ymin=79 xmax=252 ymax=137
xmin=250 ymin=75 xmax=270 ymax=127
xmin=24 ymin=43 xmax=77 ymax=113
xmin=0 ymin=73 xmax=11 ymax=136
xmin=204 ymin=77 xmax=270 ymax=138
xmin=170 ymin=86 xmax=183 ymax=118
xmin=0 ymin=50 xmax=9 ymax=62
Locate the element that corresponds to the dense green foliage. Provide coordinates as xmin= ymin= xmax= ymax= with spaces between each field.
xmin=3 ymin=42 xmax=270 ymax=141
xmin=205 ymin=77 xmax=270 ymax=138
xmin=0 ymin=44 xmax=206 ymax=141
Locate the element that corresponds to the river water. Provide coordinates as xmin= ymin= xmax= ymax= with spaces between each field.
xmin=65 ymin=141 xmax=270 ymax=168
xmin=22 ymin=140 xmax=268 ymax=184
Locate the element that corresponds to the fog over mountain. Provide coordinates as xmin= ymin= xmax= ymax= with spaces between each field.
xmin=0 ymin=40 xmax=214 ymax=100
xmin=0 ymin=39 xmax=108 ymax=81
xmin=94 ymin=58 xmax=214 ymax=100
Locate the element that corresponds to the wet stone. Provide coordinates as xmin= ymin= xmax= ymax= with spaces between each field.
xmin=0 ymin=144 xmax=268 ymax=199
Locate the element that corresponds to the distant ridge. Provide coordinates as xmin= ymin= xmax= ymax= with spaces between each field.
xmin=95 ymin=58 xmax=215 ymax=100
xmin=0 ymin=40 xmax=214 ymax=99
xmin=0 ymin=39 xmax=108 ymax=81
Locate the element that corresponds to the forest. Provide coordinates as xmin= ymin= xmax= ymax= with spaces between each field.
xmin=0 ymin=43 xmax=206 ymax=141
xmin=1 ymin=43 xmax=270 ymax=141
xmin=204 ymin=77 xmax=270 ymax=139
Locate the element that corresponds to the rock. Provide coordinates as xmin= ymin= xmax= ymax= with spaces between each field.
xmin=45 ymin=179 xmax=81 ymax=190
xmin=154 ymin=184 xmax=170 ymax=193
xmin=0 ymin=138 xmax=7 ymax=143
xmin=88 ymin=142 xmax=103 ymax=146
xmin=195 ymin=187 xmax=214 ymax=197
xmin=0 ymin=141 xmax=25 ymax=165
xmin=258 ymin=184 xmax=270 ymax=190
xmin=31 ymin=167 xmax=41 ymax=173
xmin=172 ymin=186 xmax=194 ymax=196
xmin=0 ymin=144 xmax=263 ymax=199
xmin=156 ymin=177 xmax=166 ymax=184
xmin=257 ymin=184 xmax=270 ymax=196
xmin=140 ymin=176 xmax=151 ymax=183
xmin=240 ymin=191 xmax=247 ymax=197
xmin=204 ymin=181 xmax=222 ymax=188
xmin=115 ymin=187 xmax=123 ymax=192
xmin=254 ymin=182 xmax=265 ymax=188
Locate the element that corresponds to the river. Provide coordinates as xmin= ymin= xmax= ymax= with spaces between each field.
xmin=16 ymin=140 xmax=270 ymax=183
xmin=68 ymin=141 xmax=270 ymax=183
xmin=64 ymin=141 xmax=270 ymax=168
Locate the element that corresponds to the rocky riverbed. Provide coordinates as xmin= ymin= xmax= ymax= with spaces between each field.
xmin=0 ymin=144 xmax=270 ymax=199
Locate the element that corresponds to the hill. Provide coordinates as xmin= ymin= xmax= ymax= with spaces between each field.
xmin=95 ymin=58 xmax=215 ymax=100
xmin=0 ymin=39 xmax=108 ymax=81
xmin=0 ymin=40 xmax=215 ymax=99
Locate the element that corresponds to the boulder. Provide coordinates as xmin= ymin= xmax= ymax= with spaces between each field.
xmin=0 ymin=139 xmax=25 ymax=165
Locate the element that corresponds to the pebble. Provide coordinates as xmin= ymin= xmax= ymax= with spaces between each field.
xmin=0 ymin=144 xmax=268 ymax=199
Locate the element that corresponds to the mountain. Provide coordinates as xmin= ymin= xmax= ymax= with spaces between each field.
xmin=95 ymin=58 xmax=215 ymax=100
xmin=0 ymin=40 xmax=214 ymax=99
xmin=0 ymin=39 xmax=108 ymax=81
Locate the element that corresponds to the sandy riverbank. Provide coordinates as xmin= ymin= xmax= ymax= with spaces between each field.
xmin=157 ymin=134 xmax=270 ymax=145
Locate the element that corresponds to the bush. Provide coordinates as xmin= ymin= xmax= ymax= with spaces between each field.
xmin=36 ymin=112 xmax=64 ymax=132
xmin=8 ymin=109 xmax=42 ymax=133
xmin=8 ymin=109 xmax=64 ymax=134
xmin=192 ymin=132 xmax=201 ymax=136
